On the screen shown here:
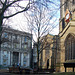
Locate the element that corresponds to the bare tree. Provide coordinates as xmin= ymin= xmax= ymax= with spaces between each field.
xmin=0 ymin=0 xmax=54 ymax=44
xmin=0 ymin=0 xmax=31 ymax=44
xmin=25 ymin=0 xmax=60 ymax=69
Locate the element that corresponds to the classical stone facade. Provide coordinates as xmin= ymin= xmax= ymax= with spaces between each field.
xmin=0 ymin=27 xmax=32 ymax=68
xmin=39 ymin=34 xmax=54 ymax=69
xmin=57 ymin=0 xmax=75 ymax=72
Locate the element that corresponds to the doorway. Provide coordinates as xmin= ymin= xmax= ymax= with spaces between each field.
xmin=13 ymin=52 xmax=19 ymax=65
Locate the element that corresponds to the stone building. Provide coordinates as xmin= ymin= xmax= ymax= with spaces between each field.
xmin=39 ymin=34 xmax=54 ymax=69
xmin=57 ymin=0 xmax=75 ymax=72
xmin=0 ymin=27 xmax=32 ymax=68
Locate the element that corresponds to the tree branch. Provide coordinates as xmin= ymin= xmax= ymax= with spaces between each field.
xmin=4 ymin=6 xmax=29 ymax=18
xmin=0 ymin=0 xmax=4 ymax=4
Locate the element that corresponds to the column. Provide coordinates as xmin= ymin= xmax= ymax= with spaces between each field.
xmin=20 ymin=36 xmax=21 ymax=49
xmin=10 ymin=52 xmax=13 ymax=66
xmin=11 ymin=34 xmax=13 ymax=49
xmin=21 ymin=53 xmax=23 ymax=66
xmin=19 ymin=52 xmax=21 ymax=65
xmin=27 ymin=53 xmax=30 ymax=67
xmin=8 ymin=51 xmax=10 ymax=66
xmin=1 ymin=50 xmax=3 ymax=65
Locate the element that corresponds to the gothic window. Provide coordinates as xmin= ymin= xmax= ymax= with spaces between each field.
xmin=65 ymin=34 xmax=75 ymax=61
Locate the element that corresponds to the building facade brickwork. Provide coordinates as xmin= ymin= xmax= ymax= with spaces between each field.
xmin=39 ymin=34 xmax=54 ymax=69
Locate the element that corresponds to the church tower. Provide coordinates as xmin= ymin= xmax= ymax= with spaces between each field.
xmin=59 ymin=0 xmax=75 ymax=33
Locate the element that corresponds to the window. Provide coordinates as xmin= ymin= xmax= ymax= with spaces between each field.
xmin=14 ymin=43 xmax=20 ymax=49
xmin=3 ymin=42 xmax=8 ymax=47
xmin=4 ymin=33 xmax=8 ymax=38
xmin=24 ymin=37 xmax=27 ymax=42
xmin=8 ymin=34 xmax=11 ymax=41
xmin=15 ymin=35 xmax=17 ymax=40
xmin=14 ymin=43 xmax=17 ymax=48
xmin=65 ymin=34 xmax=75 ymax=61
xmin=13 ymin=35 xmax=17 ymax=40
xmin=22 ymin=36 xmax=24 ymax=43
xmin=24 ymin=45 xmax=27 ymax=49
xmin=22 ymin=44 xmax=27 ymax=49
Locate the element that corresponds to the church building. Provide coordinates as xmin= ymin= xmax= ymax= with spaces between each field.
xmin=56 ymin=0 xmax=75 ymax=72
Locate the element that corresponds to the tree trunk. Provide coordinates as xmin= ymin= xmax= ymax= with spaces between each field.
xmin=37 ymin=22 xmax=40 ymax=70
xmin=0 ymin=14 xmax=3 ymax=49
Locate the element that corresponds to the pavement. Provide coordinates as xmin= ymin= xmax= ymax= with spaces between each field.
xmin=0 ymin=68 xmax=9 ymax=73
xmin=0 ymin=73 xmax=52 ymax=75
xmin=0 ymin=68 xmax=53 ymax=75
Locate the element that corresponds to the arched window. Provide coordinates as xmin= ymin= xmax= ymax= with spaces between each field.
xmin=65 ymin=33 xmax=75 ymax=61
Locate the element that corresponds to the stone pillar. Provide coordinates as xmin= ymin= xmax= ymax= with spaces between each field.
xmin=1 ymin=50 xmax=3 ymax=65
xmin=20 ymin=36 xmax=21 ymax=49
xmin=8 ymin=51 xmax=10 ymax=66
xmin=11 ymin=34 xmax=13 ymax=49
xmin=21 ymin=53 xmax=23 ymax=66
xmin=27 ymin=53 xmax=30 ymax=67
xmin=19 ymin=52 xmax=21 ymax=65
xmin=10 ymin=52 xmax=13 ymax=66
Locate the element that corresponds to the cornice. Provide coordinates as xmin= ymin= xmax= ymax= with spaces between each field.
xmin=2 ymin=27 xmax=32 ymax=37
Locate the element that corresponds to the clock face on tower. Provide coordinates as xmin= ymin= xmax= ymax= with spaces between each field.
xmin=66 ymin=13 xmax=69 ymax=20
xmin=65 ymin=9 xmax=70 ymax=23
